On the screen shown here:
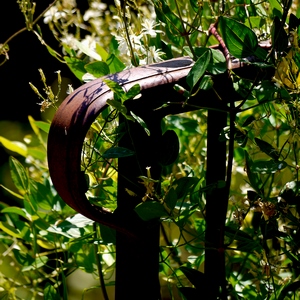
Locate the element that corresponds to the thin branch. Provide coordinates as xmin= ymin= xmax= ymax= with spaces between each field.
xmin=93 ymin=223 xmax=110 ymax=300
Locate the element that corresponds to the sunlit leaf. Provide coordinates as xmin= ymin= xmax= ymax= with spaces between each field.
xmin=0 ymin=184 xmax=23 ymax=199
xmin=130 ymin=111 xmax=150 ymax=136
xmin=2 ymin=207 xmax=28 ymax=219
xmin=198 ymin=75 xmax=213 ymax=90
xmin=22 ymin=256 xmax=49 ymax=271
xmin=96 ymin=43 xmax=109 ymax=61
xmin=186 ymin=48 xmax=211 ymax=89
xmin=0 ymin=136 xmax=27 ymax=157
xmin=252 ymin=160 xmax=287 ymax=173
xmin=44 ymin=283 xmax=61 ymax=300
xmin=269 ymin=0 xmax=283 ymax=18
xmin=27 ymin=147 xmax=46 ymax=161
xmin=9 ymin=157 xmax=29 ymax=193
xmin=107 ymin=99 xmax=133 ymax=120
xmin=32 ymin=120 xmax=50 ymax=133
xmin=0 ymin=221 xmax=21 ymax=238
xmin=208 ymin=48 xmax=227 ymax=74
xmin=64 ymin=56 xmax=86 ymax=80
xmin=126 ymin=84 xmax=141 ymax=100
xmin=106 ymin=54 xmax=126 ymax=73
xmin=84 ymin=61 xmax=110 ymax=77
xmin=218 ymin=16 xmax=258 ymax=58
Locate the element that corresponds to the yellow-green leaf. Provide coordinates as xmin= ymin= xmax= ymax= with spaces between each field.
xmin=0 ymin=136 xmax=27 ymax=157
xmin=0 ymin=221 xmax=21 ymax=238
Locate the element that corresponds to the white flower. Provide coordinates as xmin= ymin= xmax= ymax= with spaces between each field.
xmin=91 ymin=2 xmax=107 ymax=11
xmin=144 ymin=46 xmax=164 ymax=64
xmin=83 ymin=2 xmax=107 ymax=21
xmin=141 ymin=19 xmax=163 ymax=38
xmin=60 ymin=34 xmax=78 ymax=50
xmin=114 ymin=33 xmax=142 ymax=56
xmin=43 ymin=6 xmax=66 ymax=24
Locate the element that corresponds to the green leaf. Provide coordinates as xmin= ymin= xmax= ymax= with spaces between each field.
xmin=269 ymin=0 xmax=283 ymax=18
xmin=84 ymin=61 xmax=110 ymax=77
xmin=218 ymin=16 xmax=258 ymax=58
xmin=2 ymin=207 xmax=28 ymax=219
xmin=29 ymin=181 xmax=55 ymax=210
xmin=96 ymin=43 xmax=109 ymax=61
xmin=278 ymin=280 xmax=300 ymax=300
xmin=27 ymin=147 xmax=46 ymax=161
xmin=234 ymin=128 xmax=248 ymax=147
xmin=32 ymin=120 xmax=50 ymax=133
xmin=106 ymin=54 xmax=126 ymax=73
xmin=28 ymin=115 xmax=41 ymax=138
xmin=189 ymin=0 xmax=200 ymax=12
xmin=135 ymin=201 xmax=169 ymax=221
xmin=255 ymin=138 xmax=280 ymax=160
xmin=252 ymin=160 xmax=287 ymax=173
xmin=208 ymin=48 xmax=227 ymax=75
xmin=0 ymin=136 xmax=27 ymax=157
xmin=198 ymin=75 xmax=213 ymax=90
xmin=100 ymin=224 xmax=116 ymax=244
xmin=106 ymin=99 xmax=128 ymax=115
xmin=102 ymin=147 xmax=135 ymax=158
xmin=0 ymin=221 xmax=21 ymax=238
xmin=44 ymin=283 xmax=61 ymax=300
xmin=253 ymin=46 xmax=268 ymax=60
xmin=22 ymin=256 xmax=49 ymax=271
xmin=130 ymin=111 xmax=150 ymax=136
xmin=126 ymin=84 xmax=141 ymax=100
xmin=245 ymin=16 xmax=266 ymax=29
xmin=244 ymin=151 xmax=263 ymax=192
xmin=194 ymin=218 xmax=206 ymax=234
xmin=173 ymin=177 xmax=199 ymax=199
xmin=9 ymin=157 xmax=29 ymax=193
xmin=180 ymin=266 xmax=205 ymax=289
xmin=64 ymin=56 xmax=86 ymax=80
xmin=186 ymin=48 xmax=211 ymax=89
xmin=0 ymin=184 xmax=23 ymax=199
xmin=12 ymin=249 xmax=35 ymax=266
xmin=242 ymin=115 xmax=255 ymax=127
xmin=164 ymin=188 xmax=177 ymax=210
xmin=103 ymin=79 xmax=126 ymax=100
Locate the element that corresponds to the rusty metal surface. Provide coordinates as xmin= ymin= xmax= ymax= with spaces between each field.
xmin=47 ymin=56 xmax=194 ymax=235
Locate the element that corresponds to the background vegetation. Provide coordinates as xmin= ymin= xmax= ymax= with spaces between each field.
xmin=1 ymin=0 xmax=300 ymax=299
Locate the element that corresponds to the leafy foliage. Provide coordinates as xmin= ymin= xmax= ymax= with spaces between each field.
xmin=2 ymin=0 xmax=300 ymax=299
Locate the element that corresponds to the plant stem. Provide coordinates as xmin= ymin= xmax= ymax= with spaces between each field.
xmin=122 ymin=0 xmax=138 ymax=66
xmin=94 ymin=223 xmax=110 ymax=300
xmin=173 ymin=0 xmax=196 ymax=60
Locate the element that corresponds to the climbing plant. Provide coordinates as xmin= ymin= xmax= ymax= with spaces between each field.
xmin=1 ymin=0 xmax=300 ymax=299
